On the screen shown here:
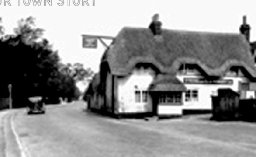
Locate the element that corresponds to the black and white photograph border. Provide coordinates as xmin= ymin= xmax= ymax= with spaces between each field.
xmin=1 ymin=0 xmax=256 ymax=157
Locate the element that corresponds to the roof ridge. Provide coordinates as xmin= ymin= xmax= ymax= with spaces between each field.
xmin=120 ymin=26 xmax=242 ymax=36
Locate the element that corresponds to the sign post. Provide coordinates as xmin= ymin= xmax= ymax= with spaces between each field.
xmin=8 ymin=84 xmax=12 ymax=109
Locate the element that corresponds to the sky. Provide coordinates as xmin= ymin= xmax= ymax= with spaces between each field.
xmin=1 ymin=0 xmax=256 ymax=73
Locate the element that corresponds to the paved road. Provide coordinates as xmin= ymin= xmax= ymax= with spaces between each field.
xmin=6 ymin=101 xmax=256 ymax=157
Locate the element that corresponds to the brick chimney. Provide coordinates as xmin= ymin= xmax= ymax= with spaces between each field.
xmin=239 ymin=15 xmax=251 ymax=42
xmin=149 ymin=14 xmax=162 ymax=36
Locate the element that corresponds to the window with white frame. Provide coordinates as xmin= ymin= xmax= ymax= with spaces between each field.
xmin=135 ymin=90 xmax=148 ymax=103
xmin=185 ymin=90 xmax=198 ymax=102
xmin=135 ymin=91 xmax=141 ymax=102
xmin=159 ymin=93 xmax=182 ymax=104
xmin=142 ymin=91 xmax=148 ymax=102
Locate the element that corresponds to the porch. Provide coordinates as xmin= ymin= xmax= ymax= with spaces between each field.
xmin=149 ymin=79 xmax=186 ymax=117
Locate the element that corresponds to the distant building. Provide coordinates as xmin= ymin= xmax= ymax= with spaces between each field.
xmin=85 ymin=15 xmax=256 ymax=117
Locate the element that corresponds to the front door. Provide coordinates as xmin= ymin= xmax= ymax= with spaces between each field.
xmin=150 ymin=93 xmax=158 ymax=116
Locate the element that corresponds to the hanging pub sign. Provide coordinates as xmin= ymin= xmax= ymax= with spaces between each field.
xmin=183 ymin=78 xmax=233 ymax=84
xmin=82 ymin=35 xmax=98 ymax=48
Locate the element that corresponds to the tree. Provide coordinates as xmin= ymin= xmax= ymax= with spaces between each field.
xmin=0 ymin=17 xmax=4 ymax=37
xmin=59 ymin=63 xmax=94 ymax=82
xmin=14 ymin=16 xmax=44 ymax=44
xmin=59 ymin=63 xmax=94 ymax=99
xmin=0 ymin=17 xmax=80 ymax=107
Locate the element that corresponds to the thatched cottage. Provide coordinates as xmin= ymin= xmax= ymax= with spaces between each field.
xmin=85 ymin=15 xmax=256 ymax=117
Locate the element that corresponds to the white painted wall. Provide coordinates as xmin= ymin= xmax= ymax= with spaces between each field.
xmin=158 ymin=105 xmax=183 ymax=115
xmin=117 ymin=68 xmax=155 ymax=113
xmin=116 ymin=68 xmax=253 ymax=114
xmin=177 ymin=74 xmax=248 ymax=110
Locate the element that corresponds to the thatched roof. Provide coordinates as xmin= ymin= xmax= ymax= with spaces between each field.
xmin=105 ymin=27 xmax=256 ymax=77
xmin=149 ymin=75 xmax=186 ymax=91
xmin=150 ymin=83 xmax=186 ymax=92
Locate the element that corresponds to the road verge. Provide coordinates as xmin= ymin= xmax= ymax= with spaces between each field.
xmin=3 ymin=110 xmax=30 ymax=157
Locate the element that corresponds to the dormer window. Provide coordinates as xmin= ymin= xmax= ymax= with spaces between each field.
xmin=178 ymin=64 xmax=199 ymax=75
xmin=226 ymin=66 xmax=244 ymax=77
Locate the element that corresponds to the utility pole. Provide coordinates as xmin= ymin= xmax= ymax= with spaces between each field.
xmin=8 ymin=84 xmax=12 ymax=109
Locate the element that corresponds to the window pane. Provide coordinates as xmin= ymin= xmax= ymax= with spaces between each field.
xmin=162 ymin=94 xmax=165 ymax=103
xmin=192 ymin=90 xmax=198 ymax=98
xmin=176 ymin=97 xmax=181 ymax=103
xmin=166 ymin=95 xmax=171 ymax=103
xmin=159 ymin=94 xmax=164 ymax=103
xmin=191 ymin=90 xmax=198 ymax=101
xmin=185 ymin=90 xmax=191 ymax=101
xmin=142 ymin=91 xmax=148 ymax=102
xmin=185 ymin=90 xmax=198 ymax=102
xmin=175 ymin=93 xmax=181 ymax=103
xmin=135 ymin=91 xmax=141 ymax=102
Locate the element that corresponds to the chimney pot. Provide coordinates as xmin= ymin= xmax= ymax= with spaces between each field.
xmin=240 ymin=15 xmax=250 ymax=42
xmin=243 ymin=15 xmax=247 ymax=25
xmin=149 ymin=14 xmax=162 ymax=36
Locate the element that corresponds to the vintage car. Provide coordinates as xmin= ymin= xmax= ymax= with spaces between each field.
xmin=27 ymin=96 xmax=45 ymax=114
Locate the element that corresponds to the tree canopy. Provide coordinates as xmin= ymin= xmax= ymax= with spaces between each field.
xmin=0 ymin=16 xmax=92 ymax=107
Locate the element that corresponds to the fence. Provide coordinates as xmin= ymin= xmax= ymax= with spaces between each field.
xmin=239 ymin=99 xmax=256 ymax=121
xmin=212 ymin=88 xmax=256 ymax=121
xmin=211 ymin=89 xmax=240 ymax=120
